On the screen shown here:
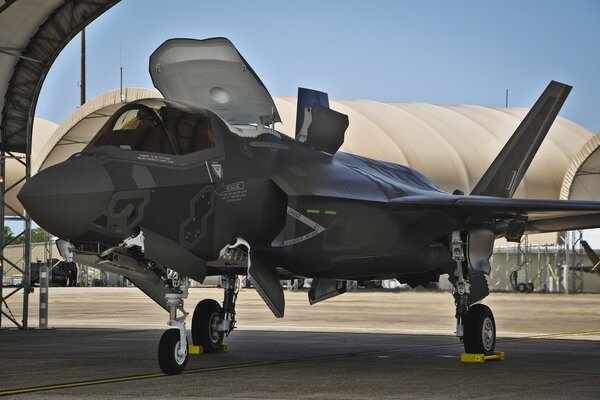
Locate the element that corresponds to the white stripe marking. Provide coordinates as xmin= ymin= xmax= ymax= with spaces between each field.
xmin=283 ymin=207 xmax=326 ymax=246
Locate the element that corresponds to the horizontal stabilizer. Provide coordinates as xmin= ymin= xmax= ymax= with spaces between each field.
xmin=471 ymin=81 xmax=572 ymax=198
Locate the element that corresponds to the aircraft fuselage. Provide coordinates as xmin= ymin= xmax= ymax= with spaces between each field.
xmin=20 ymin=104 xmax=457 ymax=284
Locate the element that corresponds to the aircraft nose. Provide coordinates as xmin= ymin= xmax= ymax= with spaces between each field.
xmin=18 ymin=159 xmax=113 ymax=240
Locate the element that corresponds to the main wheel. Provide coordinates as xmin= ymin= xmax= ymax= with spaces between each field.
xmin=158 ymin=328 xmax=188 ymax=375
xmin=463 ymin=304 xmax=496 ymax=355
xmin=192 ymin=299 xmax=224 ymax=353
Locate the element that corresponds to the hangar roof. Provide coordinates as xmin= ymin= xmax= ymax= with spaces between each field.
xmin=0 ymin=0 xmax=119 ymax=153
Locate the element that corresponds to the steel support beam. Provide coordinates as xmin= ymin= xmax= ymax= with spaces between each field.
xmin=0 ymin=113 xmax=30 ymax=329
xmin=0 ymin=127 xmax=4 ymax=329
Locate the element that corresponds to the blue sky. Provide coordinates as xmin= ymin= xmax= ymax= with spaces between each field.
xmin=37 ymin=0 xmax=600 ymax=132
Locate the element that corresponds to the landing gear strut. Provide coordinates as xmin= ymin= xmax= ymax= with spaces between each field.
xmin=158 ymin=270 xmax=190 ymax=374
xmin=451 ymin=231 xmax=496 ymax=355
xmin=192 ymin=275 xmax=238 ymax=353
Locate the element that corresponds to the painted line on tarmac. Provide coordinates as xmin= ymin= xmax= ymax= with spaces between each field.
xmin=527 ymin=330 xmax=600 ymax=339
xmin=0 ymin=342 xmax=462 ymax=397
xmin=0 ymin=361 xmax=271 ymax=397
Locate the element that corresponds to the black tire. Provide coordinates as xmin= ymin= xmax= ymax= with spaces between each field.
xmin=463 ymin=304 xmax=496 ymax=355
xmin=517 ymin=283 xmax=526 ymax=292
xmin=192 ymin=299 xmax=224 ymax=353
xmin=526 ymin=282 xmax=534 ymax=293
xmin=158 ymin=328 xmax=188 ymax=375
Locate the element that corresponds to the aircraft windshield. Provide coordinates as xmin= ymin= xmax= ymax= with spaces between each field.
xmin=91 ymin=99 xmax=215 ymax=155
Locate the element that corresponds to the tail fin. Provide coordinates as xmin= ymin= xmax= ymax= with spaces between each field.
xmin=582 ymin=241 xmax=600 ymax=272
xmin=470 ymin=81 xmax=572 ymax=197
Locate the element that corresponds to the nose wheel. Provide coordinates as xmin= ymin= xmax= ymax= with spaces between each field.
xmin=158 ymin=271 xmax=191 ymax=375
xmin=158 ymin=328 xmax=188 ymax=374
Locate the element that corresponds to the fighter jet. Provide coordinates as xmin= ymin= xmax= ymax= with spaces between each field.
xmin=18 ymin=37 xmax=600 ymax=374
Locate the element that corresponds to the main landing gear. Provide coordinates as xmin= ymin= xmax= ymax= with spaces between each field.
xmin=192 ymin=275 xmax=238 ymax=353
xmin=450 ymin=232 xmax=496 ymax=355
xmin=158 ymin=272 xmax=239 ymax=375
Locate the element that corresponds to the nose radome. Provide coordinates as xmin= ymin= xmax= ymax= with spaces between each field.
xmin=18 ymin=159 xmax=113 ymax=240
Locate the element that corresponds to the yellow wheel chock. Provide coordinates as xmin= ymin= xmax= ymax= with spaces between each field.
xmin=217 ymin=344 xmax=229 ymax=353
xmin=461 ymin=351 xmax=505 ymax=363
xmin=188 ymin=344 xmax=228 ymax=355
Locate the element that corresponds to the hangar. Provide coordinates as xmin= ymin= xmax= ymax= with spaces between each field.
xmin=0 ymin=0 xmax=598 ymax=330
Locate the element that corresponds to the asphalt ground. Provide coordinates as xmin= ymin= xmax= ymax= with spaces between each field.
xmin=1 ymin=288 xmax=599 ymax=399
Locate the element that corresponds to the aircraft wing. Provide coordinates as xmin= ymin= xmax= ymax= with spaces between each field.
xmin=393 ymin=195 xmax=600 ymax=237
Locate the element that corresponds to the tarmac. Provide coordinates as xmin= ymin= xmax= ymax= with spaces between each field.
xmin=1 ymin=288 xmax=599 ymax=399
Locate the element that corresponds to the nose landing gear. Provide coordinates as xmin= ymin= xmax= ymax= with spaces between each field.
xmin=158 ymin=271 xmax=190 ymax=375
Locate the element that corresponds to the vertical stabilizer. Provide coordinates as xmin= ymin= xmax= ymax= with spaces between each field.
xmin=470 ymin=81 xmax=572 ymax=198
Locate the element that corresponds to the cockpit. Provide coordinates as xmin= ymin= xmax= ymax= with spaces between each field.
xmin=90 ymin=99 xmax=217 ymax=155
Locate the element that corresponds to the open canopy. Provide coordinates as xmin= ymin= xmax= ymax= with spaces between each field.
xmin=149 ymin=37 xmax=281 ymax=127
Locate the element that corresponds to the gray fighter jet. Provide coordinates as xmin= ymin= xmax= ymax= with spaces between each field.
xmin=18 ymin=38 xmax=600 ymax=374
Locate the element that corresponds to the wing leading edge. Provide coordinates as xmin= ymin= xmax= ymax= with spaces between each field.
xmin=392 ymin=195 xmax=600 ymax=238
